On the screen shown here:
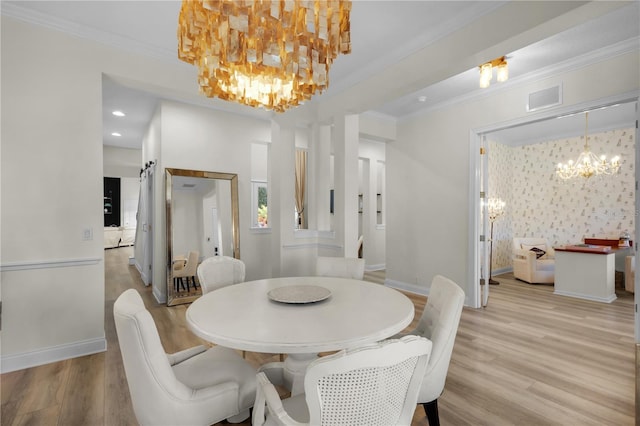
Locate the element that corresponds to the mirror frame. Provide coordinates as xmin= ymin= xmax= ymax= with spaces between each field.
xmin=165 ymin=168 xmax=240 ymax=306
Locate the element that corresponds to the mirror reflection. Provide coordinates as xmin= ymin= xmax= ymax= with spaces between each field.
xmin=165 ymin=168 xmax=239 ymax=306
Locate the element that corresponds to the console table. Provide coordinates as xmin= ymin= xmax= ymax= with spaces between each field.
xmin=554 ymin=245 xmax=616 ymax=303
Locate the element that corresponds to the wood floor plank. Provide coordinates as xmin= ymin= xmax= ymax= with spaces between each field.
xmin=103 ymin=300 xmax=136 ymax=426
xmin=58 ymin=353 xmax=105 ymax=426
xmin=11 ymin=405 xmax=61 ymax=426
xmin=4 ymin=360 xmax=70 ymax=419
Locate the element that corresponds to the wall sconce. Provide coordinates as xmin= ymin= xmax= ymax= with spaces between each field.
xmin=479 ymin=56 xmax=508 ymax=88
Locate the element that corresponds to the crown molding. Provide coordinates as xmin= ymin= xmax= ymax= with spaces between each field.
xmin=1 ymin=2 xmax=179 ymax=64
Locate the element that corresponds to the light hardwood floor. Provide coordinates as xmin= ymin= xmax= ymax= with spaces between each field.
xmin=1 ymin=247 xmax=635 ymax=425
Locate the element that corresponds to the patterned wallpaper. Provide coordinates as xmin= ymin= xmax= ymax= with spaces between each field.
xmin=488 ymin=127 xmax=636 ymax=272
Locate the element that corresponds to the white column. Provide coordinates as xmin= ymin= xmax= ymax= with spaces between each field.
xmin=333 ymin=114 xmax=360 ymax=257
xmin=270 ymin=119 xmax=296 ymax=277
xmin=309 ymin=123 xmax=332 ymax=231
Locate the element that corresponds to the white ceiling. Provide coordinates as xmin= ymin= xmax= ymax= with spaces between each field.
xmin=3 ymin=1 xmax=638 ymax=149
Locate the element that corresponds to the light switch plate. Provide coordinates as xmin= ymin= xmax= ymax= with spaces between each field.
xmin=82 ymin=228 xmax=93 ymax=241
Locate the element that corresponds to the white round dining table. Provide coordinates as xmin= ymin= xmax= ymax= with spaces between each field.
xmin=185 ymin=276 xmax=414 ymax=394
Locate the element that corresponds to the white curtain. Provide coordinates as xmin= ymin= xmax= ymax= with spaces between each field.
xmin=134 ymin=162 xmax=155 ymax=286
xmin=295 ymin=149 xmax=307 ymax=229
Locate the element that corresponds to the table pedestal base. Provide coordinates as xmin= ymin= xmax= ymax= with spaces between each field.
xmin=258 ymin=353 xmax=320 ymax=396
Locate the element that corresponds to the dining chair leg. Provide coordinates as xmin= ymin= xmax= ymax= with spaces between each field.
xmin=423 ymin=399 xmax=439 ymax=426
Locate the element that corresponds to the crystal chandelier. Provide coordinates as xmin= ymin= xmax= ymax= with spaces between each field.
xmin=178 ymin=0 xmax=352 ymax=112
xmin=479 ymin=56 xmax=508 ymax=89
xmin=556 ymin=112 xmax=620 ymax=180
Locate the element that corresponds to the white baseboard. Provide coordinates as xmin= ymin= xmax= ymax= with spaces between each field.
xmin=553 ymin=289 xmax=617 ymax=303
xmin=1 ymin=336 xmax=107 ymax=373
xmin=385 ymin=278 xmax=474 ymax=307
xmin=153 ymin=286 xmax=166 ymax=305
xmin=385 ymin=279 xmax=430 ymax=296
xmin=365 ymin=263 xmax=385 ymax=272
xmin=134 ymin=260 xmax=151 ymax=286
xmin=492 ymin=266 xmax=513 ymax=275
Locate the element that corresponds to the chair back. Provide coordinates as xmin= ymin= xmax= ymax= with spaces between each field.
xmin=183 ymin=250 xmax=199 ymax=275
xmin=316 ymin=256 xmax=365 ymax=280
xmin=173 ymin=250 xmax=199 ymax=278
xmin=113 ymin=289 xmax=192 ymax=425
xmin=414 ymin=275 xmax=465 ymax=403
xmin=197 ymin=256 xmax=246 ymax=294
xmin=304 ymin=335 xmax=432 ymax=426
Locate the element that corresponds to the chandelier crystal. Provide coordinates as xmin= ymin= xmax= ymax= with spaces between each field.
xmin=178 ymin=0 xmax=352 ymax=112
xmin=556 ymin=112 xmax=620 ymax=180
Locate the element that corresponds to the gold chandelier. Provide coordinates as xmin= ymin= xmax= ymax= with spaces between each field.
xmin=178 ymin=0 xmax=352 ymax=112
xmin=556 ymin=111 xmax=620 ymax=180
xmin=479 ymin=56 xmax=508 ymax=89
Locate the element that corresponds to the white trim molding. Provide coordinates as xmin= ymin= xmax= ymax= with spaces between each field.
xmin=294 ymin=229 xmax=336 ymax=239
xmin=1 ymin=337 xmax=107 ymax=373
xmin=365 ymin=263 xmax=386 ymax=272
xmin=1 ymin=2 xmax=179 ymax=64
xmin=386 ymin=278 xmax=473 ymax=308
xmin=0 ymin=257 xmax=102 ymax=272
xmin=385 ymin=279 xmax=429 ymax=297
xmin=282 ymin=243 xmax=342 ymax=251
xmin=553 ymin=290 xmax=617 ymax=304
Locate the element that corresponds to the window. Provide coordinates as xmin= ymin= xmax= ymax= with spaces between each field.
xmin=252 ymin=180 xmax=268 ymax=228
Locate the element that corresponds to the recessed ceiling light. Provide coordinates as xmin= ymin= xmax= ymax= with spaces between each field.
xmin=112 ymin=110 xmax=125 ymax=117
xmin=418 ymin=96 xmax=427 ymax=102
xmin=111 ymin=132 xmax=122 ymax=137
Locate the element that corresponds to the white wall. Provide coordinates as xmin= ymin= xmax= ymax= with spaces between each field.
xmin=1 ymin=17 xmax=105 ymax=371
xmin=103 ymin=145 xmax=141 ymax=178
xmin=386 ymin=50 xmax=639 ymax=304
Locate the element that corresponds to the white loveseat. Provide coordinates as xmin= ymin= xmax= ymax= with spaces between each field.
xmin=512 ymin=237 xmax=555 ymax=284
xmin=104 ymin=226 xmax=136 ymax=249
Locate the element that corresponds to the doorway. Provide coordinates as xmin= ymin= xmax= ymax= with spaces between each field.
xmin=470 ymin=93 xmax=639 ymax=312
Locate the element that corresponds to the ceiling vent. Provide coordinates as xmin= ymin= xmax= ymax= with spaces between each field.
xmin=526 ymin=84 xmax=562 ymax=112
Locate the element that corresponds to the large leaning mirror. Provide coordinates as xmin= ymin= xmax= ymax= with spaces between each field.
xmin=166 ymin=168 xmax=240 ymax=306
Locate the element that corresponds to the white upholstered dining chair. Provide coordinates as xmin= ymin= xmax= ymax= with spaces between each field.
xmin=197 ymin=256 xmax=246 ymax=295
xmin=315 ymin=256 xmax=365 ymax=280
xmin=113 ymin=289 xmax=257 ymax=426
xmin=252 ymin=335 xmax=432 ymax=426
xmin=399 ymin=275 xmax=465 ymax=426
xmin=173 ymin=250 xmax=199 ymax=291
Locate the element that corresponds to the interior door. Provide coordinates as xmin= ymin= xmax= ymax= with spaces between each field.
xmin=479 ymin=135 xmax=490 ymax=307
xmin=635 ymin=98 xmax=639 ymax=341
